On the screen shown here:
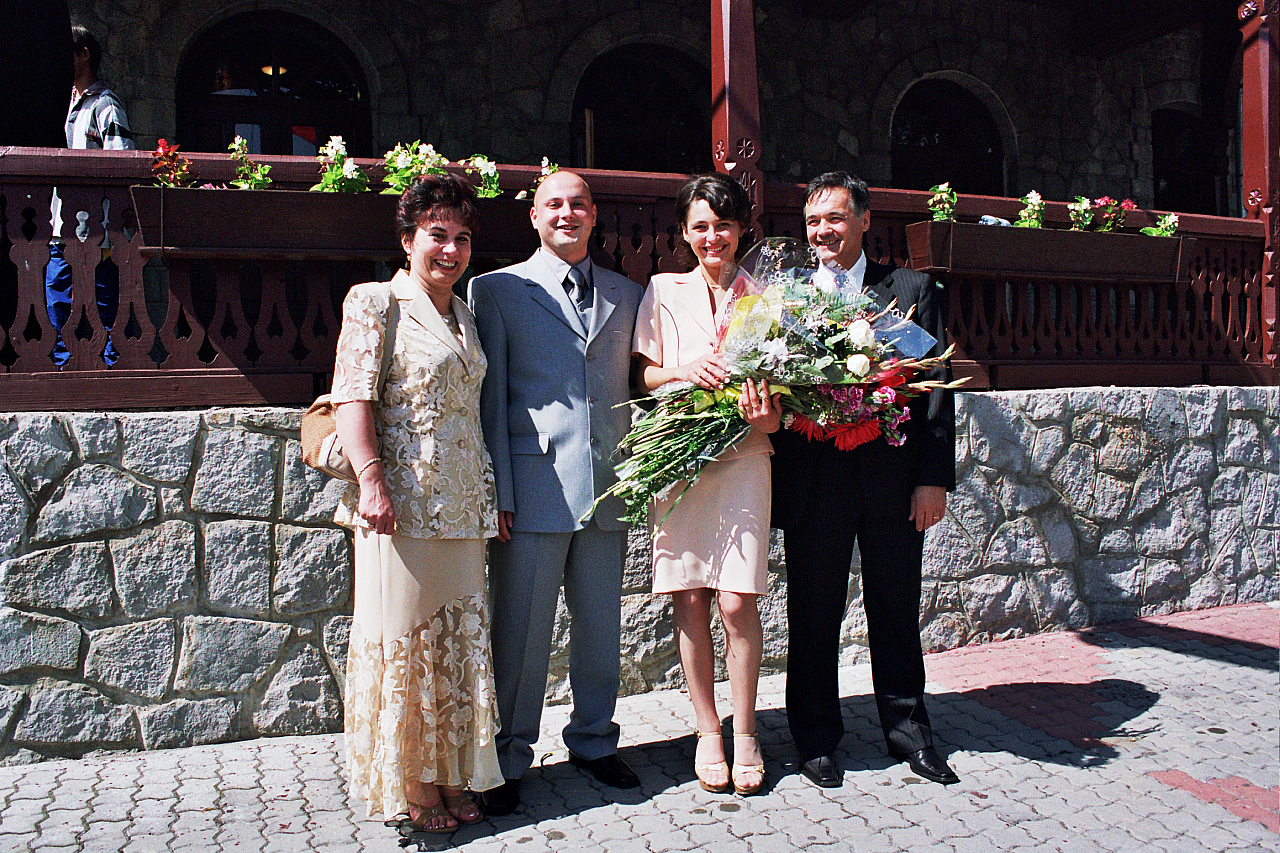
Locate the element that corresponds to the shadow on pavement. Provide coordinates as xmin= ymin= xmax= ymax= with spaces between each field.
xmin=931 ymin=677 xmax=1161 ymax=768
xmin=1077 ymin=621 xmax=1279 ymax=673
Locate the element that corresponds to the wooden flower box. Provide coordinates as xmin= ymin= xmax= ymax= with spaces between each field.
xmin=129 ymin=185 xmax=539 ymax=260
xmin=906 ymin=220 xmax=1193 ymax=283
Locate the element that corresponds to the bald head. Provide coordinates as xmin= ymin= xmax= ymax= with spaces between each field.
xmin=531 ymin=170 xmax=597 ymax=264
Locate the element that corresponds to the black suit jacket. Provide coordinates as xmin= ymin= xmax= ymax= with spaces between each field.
xmin=772 ymin=260 xmax=956 ymax=532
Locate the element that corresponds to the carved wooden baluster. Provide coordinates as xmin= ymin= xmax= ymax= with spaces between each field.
xmin=1116 ymin=282 xmax=1139 ymax=358
xmin=159 ymin=259 xmax=212 ymax=368
xmin=1222 ymin=246 xmax=1245 ymax=360
xmin=616 ymin=203 xmax=656 ymax=286
xmin=111 ymin=190 xmax=153 ymax=369
xmin=55 ymin=186 xmax=109 ymax=370
xmin=943 ymin=276 xmax=969 ymax=362
xmin=590 ymin=204 xmax=622 ymax=275
xmin=1097 ymin=282 xmax=1120 ymax=358
xmin=1185 ymin=253 xmax=1210 ymax=360
xmin=297 ymin=261 xmax=343 ymax=372
xmin=1151 ymin=280 xmax=1175 ymax=359
xmin=1076 ymin=282 xmax=1101 ymax=359
xmin=1033 ymin=280 xmax=1058 ymax=359
xmin=1207 ymin=246 xmax=1230 ymax=359
xmin=1132 ymin=281 xmax=1157 ymax=358
xmin=252 ymin=259 xmax=300 ymax=366
xmin=207 ymin=258 xmax=258 ymax=367
xmin=965 ymin=276 xmax=993 ymax=359
xmin=654 ymin=204 xmax=683 ymax=275
xmin=983 ymin=278 xmax=1012 ymax=360
xmin=1239 ymin=247 xmax=1264 ymax=360
xmin=1056 ymin=280 xmax=1079 ymax=359
xmin=7 ymin=185 xmax=58 ymax=372
xmin=1008 ymin=279 xmax=1036 ymax=358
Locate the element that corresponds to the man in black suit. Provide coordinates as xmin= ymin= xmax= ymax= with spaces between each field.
xmin=771 ymin=171 xmax=959 ymax=787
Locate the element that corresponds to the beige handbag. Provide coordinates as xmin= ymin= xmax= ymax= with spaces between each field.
xmin=301 ymin=285 xmax=400 ymax=482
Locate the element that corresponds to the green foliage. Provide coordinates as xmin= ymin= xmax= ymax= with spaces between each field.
xmin=228 ymin=136 xmax=272 ymax=190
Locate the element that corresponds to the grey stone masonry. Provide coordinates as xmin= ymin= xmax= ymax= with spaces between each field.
xmin=0 ymin=389 xmax=1275 ymax=761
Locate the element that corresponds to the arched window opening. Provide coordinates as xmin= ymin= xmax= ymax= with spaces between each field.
xmin=572 ymin=44 xmax=712 ymax=174
xmin=892 ymin=79 xmax=1004 ymax=196
xmin=176 ymin=11 xmax=371 ymax=156
xmin=1152 ymin=108 xmax=1217 ymax=215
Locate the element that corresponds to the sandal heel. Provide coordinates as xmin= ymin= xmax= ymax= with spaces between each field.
xmin=731 ymin=732 xmax=765 ymax=796
xmin=694 ymin=730 xmax=731 ymax=793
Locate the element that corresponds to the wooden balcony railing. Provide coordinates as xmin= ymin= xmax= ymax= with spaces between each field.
xmin=0 ymin=149 xmax=1274 ymax=411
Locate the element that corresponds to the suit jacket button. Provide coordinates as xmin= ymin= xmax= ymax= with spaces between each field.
xmin=590 ymin=437 xmax=599 ymax=445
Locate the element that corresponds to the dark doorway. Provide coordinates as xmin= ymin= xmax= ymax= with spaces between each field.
xmin=1152 ymin=108 xmax=1217 ymax=215
xmin=572 ymin=44 xmax=712 ymax=174
xmin=176 ymin=11 xmax=371 ymax=157
xmin=892 ymin=79 xmax=1005 ymax=196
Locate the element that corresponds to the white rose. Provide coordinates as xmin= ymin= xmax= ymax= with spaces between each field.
xmin=846 ymin=354 xmax=871 ymax=377
xmin=849 ymin=318 xmax=875 ymax=349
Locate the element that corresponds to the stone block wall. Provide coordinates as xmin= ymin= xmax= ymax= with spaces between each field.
xmin=1 ymin=387 xmax=1276 ymax=761
xmin=0 ymin=409 xmax=352 ymax=763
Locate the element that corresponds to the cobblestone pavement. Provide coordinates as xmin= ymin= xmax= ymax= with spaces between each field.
xmin=1 ymin=602 xmax=1276 ymax=852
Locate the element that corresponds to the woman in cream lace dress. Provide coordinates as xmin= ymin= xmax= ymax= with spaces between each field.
xmin=332 ymin=174 xmax=502 ymax=832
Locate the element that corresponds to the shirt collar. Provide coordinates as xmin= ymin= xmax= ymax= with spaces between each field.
xmin=812 ymin=252 xmax=866 ymax=293
xmin=538 ymin=247 xmax=592 ymax=285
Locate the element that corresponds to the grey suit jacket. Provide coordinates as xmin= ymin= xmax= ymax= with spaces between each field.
xmin=470 ymin=251 xmax=643 ymax=533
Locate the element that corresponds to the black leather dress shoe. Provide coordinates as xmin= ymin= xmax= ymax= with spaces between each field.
xmin=890 ymin=747 xmax=960 ymax=785
xmin=568 ymin=752 xmax=641 ymax=789
xmin=799 ymin=755 xmax=842 ymax=788
xmin=478 ymin=778 xmax=521 ymax=816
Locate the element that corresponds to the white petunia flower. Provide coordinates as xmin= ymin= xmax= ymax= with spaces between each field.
xmin=341 ymin=158 xmax=360 ymax=178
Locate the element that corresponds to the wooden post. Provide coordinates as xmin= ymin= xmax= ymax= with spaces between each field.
xmin=1239 ymin=0 xmax=1278 ymax=367
xmin=711 ymin=0 xmax=764 ymax=237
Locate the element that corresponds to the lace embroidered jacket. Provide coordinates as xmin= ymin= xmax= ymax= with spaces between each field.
xmin=330 ymin=270 xmax=498 ymax=539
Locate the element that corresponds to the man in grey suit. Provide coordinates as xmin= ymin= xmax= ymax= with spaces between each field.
xmin=470 ymin=171 xmax=644 ymax=815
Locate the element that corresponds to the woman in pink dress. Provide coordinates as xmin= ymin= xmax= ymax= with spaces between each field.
xmin=632 ymin=174 xmax=781 ymax=795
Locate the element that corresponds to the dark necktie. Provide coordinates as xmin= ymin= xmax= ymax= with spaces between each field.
xmin=565 ymin=265 xmax=590 ymax=317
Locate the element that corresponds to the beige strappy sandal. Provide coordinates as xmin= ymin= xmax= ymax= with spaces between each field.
xmin=731 ymin=732 xmax=765 ymax=796
xmin=694 ymin=731 xmax=731 ymax=793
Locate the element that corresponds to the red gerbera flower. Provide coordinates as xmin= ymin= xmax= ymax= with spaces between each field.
xmin=827 ymin=419 xmax=883 ymax=451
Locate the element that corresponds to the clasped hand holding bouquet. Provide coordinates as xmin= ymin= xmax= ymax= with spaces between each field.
xmin=600 ymin=237 xmax=966 ymax=527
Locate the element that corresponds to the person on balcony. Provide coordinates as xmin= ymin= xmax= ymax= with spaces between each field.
xmin=632 ymin=173 xmax=779 ymax=796
xmin=332 ymin=174 xmax=502 ymax=833
xmin=771 ymin=171 xmax=960 ymax=788
xmin=469 ymin=170 xmax=644 ymax=815
xmin=45 ymin=25 xmax=133 ymax=368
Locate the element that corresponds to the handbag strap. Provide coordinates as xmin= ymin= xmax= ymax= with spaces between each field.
xmin=376 ymin=281 xmax=400 ymax=394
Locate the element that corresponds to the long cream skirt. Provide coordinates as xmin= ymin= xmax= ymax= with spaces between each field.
xmin=344 ymin=530 xmax=503 ymax=820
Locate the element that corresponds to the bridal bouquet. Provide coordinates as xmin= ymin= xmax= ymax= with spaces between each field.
xmin=602 ymin=238 xmax=964 ymax=526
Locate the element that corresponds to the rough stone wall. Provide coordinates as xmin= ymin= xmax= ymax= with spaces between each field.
xmin=0 ymin=410 xmax=352 ymax=762
xmin=1 ymin=387 xmax=1276 ymax=761
xmin=68 ymin=0 xmax=1204 ymax=206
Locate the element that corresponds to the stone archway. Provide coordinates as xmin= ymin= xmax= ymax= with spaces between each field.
xmin=869 ymin=58 xmax=1019 ymax=194
xmin=541 ymin=9 xmax=710 ymax=164
xmin=144 ymin=0 xmax=407 ymax=151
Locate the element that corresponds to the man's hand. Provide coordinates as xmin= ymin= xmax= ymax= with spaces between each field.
xmin=497 ymin=510 xmax=514 ymax=543
xmin=909 ymin=486 xmax=946 ymax=532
